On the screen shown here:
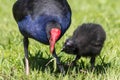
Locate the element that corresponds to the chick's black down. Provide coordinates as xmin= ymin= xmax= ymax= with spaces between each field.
xmin=62 ymin=23 xmax=106 ymax=68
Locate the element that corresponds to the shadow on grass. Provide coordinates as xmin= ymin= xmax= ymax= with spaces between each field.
xmin=28 ymin=51 xmax=54 ymax=72
xmin=23 ymin=50 xmax=64 ymax=74
xmin=94 ymin=62 xmax=111 ymax=74
xmin=63 ymin=58 xmax=111 ymax=75
xmin=23 ymin=52 xmax=111 ymax=75
xmin=94 ymin=56 xmax=111 ymax=75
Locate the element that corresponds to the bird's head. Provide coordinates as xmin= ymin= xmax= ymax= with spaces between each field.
xmin=49 ymin=28 xmax=61 ymax=53
xmin=61 ymin=38 xmax=77 ymax=54
xmin=46 ymin=21 xmax=61 ymax=54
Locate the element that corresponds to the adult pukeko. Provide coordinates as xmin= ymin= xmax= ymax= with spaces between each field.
xmin=12 ymin=0 xmax=71 ymax=75
xmin=62 ymin=23 xmax=106 ymax=69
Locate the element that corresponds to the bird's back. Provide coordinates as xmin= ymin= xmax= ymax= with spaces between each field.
xmin=73 ymin=23 xmax=106 ymax=56
xmin=13 ymin=0 xmax=70 ymax=21
xmin=13 ymin=0 xmax=71 ymax=44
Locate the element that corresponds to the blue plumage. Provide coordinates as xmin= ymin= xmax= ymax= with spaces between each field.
xmin=12 ymin=0 xmax=72 ymax=74
xmin=18 ymin=12 xmax=71 ymax=44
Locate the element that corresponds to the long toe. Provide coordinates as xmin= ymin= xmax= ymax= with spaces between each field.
xmin=58 ymin=64 xmax=65 ymax=75
xmin=67 ymin=61 xmax=76 ymax=67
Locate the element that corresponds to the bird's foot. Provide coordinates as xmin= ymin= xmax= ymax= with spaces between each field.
xmin=58 ymin=64 xmax=65 ymax=75
xmin=67 ymin=61 xmax=76 ymax=67
xmin=91 ymin=65 xmax=95 ymax=72
xmin=80 ymin=69 xmax=88 ymax=74
xmin=45 ymin=58 xmax=55 ymax=67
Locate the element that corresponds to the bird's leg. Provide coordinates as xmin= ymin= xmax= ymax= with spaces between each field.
xmin=90 ymin=57 xmax=95 ymax=70
xmin=52 ymin=49 xmax=65 ymax=74
xmin=70 ymin=55 xmax=81 ymax=66
xmin=23 ymin=37 xmax=29 ymax=75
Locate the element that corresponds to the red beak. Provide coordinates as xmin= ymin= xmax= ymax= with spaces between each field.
xmin=49 ymin=28 xmax=61 ymax=54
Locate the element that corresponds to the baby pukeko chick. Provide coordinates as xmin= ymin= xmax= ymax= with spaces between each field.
xmin=62 ymin=23 xmax=106 ymax=69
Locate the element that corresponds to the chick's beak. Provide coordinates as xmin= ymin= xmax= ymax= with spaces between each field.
xmin=61 ymin=46 xmax=65 ymax=52
xmin=49 ymin=28 xmax=61 ymax=53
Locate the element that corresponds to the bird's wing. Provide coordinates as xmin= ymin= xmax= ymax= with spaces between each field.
xmin=12 ymin=0 xmax=71 ymax=22
xmin=12 ymin=0 xmax=29 ymax=22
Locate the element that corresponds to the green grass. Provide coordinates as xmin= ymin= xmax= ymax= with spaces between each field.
xmin=0 ymin=0 xmax=120 ymax=80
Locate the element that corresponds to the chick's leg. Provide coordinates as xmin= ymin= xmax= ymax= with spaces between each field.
xmin=70 ymin=55 xmax=81 ymax=66
xmin=90 ymin=57 xmax=95 ymax=70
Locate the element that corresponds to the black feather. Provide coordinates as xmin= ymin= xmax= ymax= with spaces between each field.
xmin=12 ymin=0 xmax=71 ymax=44
xmin=62 ymin=23 xmax=106 ymax=68
xmin=12 ymin=0 xmax=72 ymax=74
